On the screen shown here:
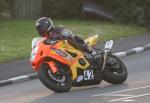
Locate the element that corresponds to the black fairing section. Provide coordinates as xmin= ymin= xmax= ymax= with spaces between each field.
xmin=72 ymin=68 xmax=102 ymax=87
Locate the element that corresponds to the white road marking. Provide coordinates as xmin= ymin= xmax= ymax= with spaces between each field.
xmin=122 ymin=99 xmax=135 ymax=102
xmin=92 ymin=85 xmax=150 ymax=97
xmin=104 ymin=94 xmax=134 ymax=97
xmin=109 ymin=92 xmax=150 ymax=102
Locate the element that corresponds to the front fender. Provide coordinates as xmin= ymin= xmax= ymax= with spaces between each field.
xmin=45 ymin=61 xmax=58 ymax=73
xmin=32 ymin=55 xmax=68 ymax=72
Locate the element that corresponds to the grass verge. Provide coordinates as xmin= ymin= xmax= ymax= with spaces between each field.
xmin=0 ymin=19 xmax=148 ymax=63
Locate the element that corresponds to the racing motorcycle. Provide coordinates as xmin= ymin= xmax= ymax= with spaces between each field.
xmin=30 ymin=35 xmax=128 ymax=92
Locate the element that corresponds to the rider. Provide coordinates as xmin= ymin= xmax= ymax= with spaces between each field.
xmin=35 ymin=17 xmax=97 ymax=56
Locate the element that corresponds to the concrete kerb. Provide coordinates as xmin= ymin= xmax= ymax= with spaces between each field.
xmin=0 ymin=43 xmax=150 ymax=87
xmin=0 ymin=73 xmax=37 ymax=86
xmin=113 ymin=43 xmax=150 ymax=57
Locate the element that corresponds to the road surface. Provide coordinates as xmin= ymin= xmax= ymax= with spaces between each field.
xmin=0 ymin=50 xmax=150 ymax=103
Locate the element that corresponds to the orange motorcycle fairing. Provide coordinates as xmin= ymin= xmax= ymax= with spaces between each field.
xmin=31 ymin=35 xmax=99 ymax=80
xmin=31 ymin=41 xmax=68 ymax=73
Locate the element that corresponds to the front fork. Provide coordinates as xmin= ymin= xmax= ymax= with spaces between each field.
xmin=102 ymin=40 xmax=114 ymax=71
xmin=102 ymin=50 xmax=109 ymax=71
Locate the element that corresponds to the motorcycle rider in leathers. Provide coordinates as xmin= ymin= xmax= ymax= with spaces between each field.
xmin=35 ymin=17 xmax=97 ymax=57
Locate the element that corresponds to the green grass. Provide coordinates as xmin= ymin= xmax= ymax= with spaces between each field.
xmin=0 ymin=19 xmax=148 ymax=63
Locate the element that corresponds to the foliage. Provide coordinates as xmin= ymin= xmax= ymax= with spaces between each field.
xmin=41 ymin=0 xmax=150 ymax=25
xmin=110 ymin=0 xmax=150 ymax=25
xmin=0 ymin=0 xmax=10 ymax=11
xmin=42 ymin=0 xmax=83 ymax=19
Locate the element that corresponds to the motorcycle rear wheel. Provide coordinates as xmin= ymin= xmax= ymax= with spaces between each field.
xmin=38 ymin=63 xmax=72 ymax=92
xmin=103 ymin=55 xmax=128 ymax=84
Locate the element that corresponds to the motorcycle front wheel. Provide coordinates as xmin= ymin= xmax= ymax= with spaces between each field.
xmin=103 ymin=55 xmax=128 ymax=84
xmin=38 ymin=62 xmax=72 ymax=92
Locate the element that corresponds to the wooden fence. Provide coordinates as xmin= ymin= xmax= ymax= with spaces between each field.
xmin=13 ymin=0 xmax=42 ymax=19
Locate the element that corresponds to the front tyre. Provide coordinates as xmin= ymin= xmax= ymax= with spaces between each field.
xmin=103 ymin=55 xmax=128 ymax=84
xmin=38 ymin=63 xmax=72 ymax=92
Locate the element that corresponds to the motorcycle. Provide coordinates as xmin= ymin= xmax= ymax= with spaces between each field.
xmin=30 ymin=35 xmax=128 ymax=92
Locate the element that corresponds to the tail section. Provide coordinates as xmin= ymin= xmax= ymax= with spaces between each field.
xmin=84 ymin=35 xmax=99 ymax=47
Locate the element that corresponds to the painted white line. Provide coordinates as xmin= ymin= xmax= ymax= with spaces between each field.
xmin=92 ymin=85 xmax=150 ymax=97
xmin=132 ymin=47 xmax=144 ymax=53
xmin=104 ymin=94 xmax=134 ymax=97
xmin=109 ymin=92 xmax=150 ymax=102
xmin=122 ymin=99 xmax=135 ymax=102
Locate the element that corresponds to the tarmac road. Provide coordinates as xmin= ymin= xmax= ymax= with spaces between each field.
xmin=0 ymin=50 xmax=150 ymax=103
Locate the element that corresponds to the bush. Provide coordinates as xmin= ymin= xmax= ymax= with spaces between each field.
xmin=41 ymin=0 xmax=150 ymax=25
xmin=0 ymin=0 xmax=10 ymax=11
xmin=42 ymin=0 xmax=83 ymax=19
xmin=108 ymin=0 xmax=150 ymax=25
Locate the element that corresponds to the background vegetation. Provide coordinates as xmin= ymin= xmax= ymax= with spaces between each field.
xmin=43 ymin=0 xmax=150 ymax=25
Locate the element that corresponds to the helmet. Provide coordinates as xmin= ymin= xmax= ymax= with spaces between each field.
xmin=36 ymin=17 xmax=54 ymax=37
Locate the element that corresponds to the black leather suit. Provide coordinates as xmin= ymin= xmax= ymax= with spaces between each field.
xmin=47 ymin=26 xmax=91 ymax=53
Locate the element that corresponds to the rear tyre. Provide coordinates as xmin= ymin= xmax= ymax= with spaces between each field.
xmin=103 ymin=55 xmax=128 ymax=84
xmin=38 ymin=63 xmax=72 ymax=92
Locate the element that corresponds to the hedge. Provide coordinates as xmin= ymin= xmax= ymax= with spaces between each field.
xmin=42 ymin=0 xmax=83 ymax=19
xmin=0 ymin=0 xmax=10 ymax=11
xmin=110 ymin=0 xmax=150 ymax=25
xmin=41 ymin=0 xmax=150 ymax=25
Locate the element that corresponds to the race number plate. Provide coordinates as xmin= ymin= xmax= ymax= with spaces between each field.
xmin=84 ymin=70 xmax=94 ymax=80
xmin=104 ymin=40 xmax=113 ymax=50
